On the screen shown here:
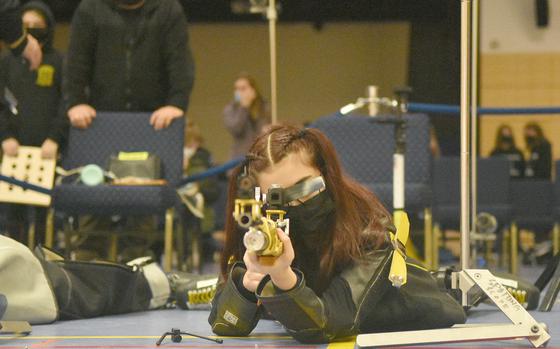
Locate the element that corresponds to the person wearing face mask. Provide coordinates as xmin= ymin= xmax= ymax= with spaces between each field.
xmin=64 ymin=0 xmax=195 ymax=131
xmin=223 ymin=73 xmax=270 ymax=160
xmin=209 ymin=125 xmax=466 ymax=343
xmin=523 ymin=122 xmax=552 ymax=180
xmin=0 ymin=0 xmax=68 ymax=244
xmin=490 ymin=124 xmax=525 ymax=179
xmin=0 ymin=0 xmax=43 ymax=70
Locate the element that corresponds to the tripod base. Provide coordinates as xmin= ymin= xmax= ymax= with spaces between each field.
xmin=357 ymin=269 xmax=551 ymax=348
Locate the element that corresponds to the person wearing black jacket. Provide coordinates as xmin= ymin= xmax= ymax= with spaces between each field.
xmin=63 ymin=0 xmax=195 ymax=259
xmin=209 ymin=125 xmax=466 ymax=344
xmin=0 ymin=0 xmax=42 ymax=70
xmin=0 ymin=0 xmax=67 ymax=244
xmin=490 ymin=124 xmax=525 ymax=179
xmin=63 ymin=0 xmax=195 ymax=130
xmin=524 ymin=122 xmax=552 ymax=180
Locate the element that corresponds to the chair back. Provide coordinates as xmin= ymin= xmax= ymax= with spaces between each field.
xmin=62 ymin=112 xmax=184 ymax=186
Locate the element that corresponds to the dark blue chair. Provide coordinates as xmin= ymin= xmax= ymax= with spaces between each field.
xmin=47 ymin=112 xmax=184 ymax=271
xmin=432 ymin=157 xmax=513 ymax=270
xmin=433 ymin=157 xmax=512 ymax=229
xmin=509 ymin=179 xmax=555 ymax=274
xmin=510 ymin=180 xmax=554 ymax=236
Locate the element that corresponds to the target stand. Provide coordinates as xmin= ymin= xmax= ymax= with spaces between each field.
xmin=0 ymin=146 xmax=56 ymax=247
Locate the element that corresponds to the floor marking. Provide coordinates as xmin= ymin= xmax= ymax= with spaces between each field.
xmin=326 ymin=340 xmax=355 ymax=349
xmin=0 ymin=345 xmax=321 ymax=349
xmin=0 ymin=335 xmax=291 ymax=340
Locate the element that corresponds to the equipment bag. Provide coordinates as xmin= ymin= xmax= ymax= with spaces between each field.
xmin=108 ymin=152 xmax=161 ymax=180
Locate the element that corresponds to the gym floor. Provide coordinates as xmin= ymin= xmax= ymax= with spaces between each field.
xmin=1 ymin=305 xmax=559 ymax=349
xmin=1 ymin=265 xmax=559 ymax=349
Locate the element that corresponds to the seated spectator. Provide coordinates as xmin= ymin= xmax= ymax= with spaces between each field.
xmin=523 ymin=122 xmax=551 ymax=180
xmin=490 ymin=124 xmax=524 ymax=179
xmin=180 ymin=120 xmax=221 ymax=263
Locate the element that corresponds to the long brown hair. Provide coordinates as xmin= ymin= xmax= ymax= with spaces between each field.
xmin=221 ymin=124 xmax=391 ymax=292
xmin=524 ymin=122 xmax=547 ymax=147
xmin=236 ymin=72 xmax=266 ymax=120
xmin=494 ymin=124 xmax=516 ymax=150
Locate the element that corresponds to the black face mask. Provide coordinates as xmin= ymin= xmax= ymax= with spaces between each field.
xmin=525 ymin=135 xmax=537 ymax=147
xmin=284 ymin=190 xmax=335 ymax=239
xmin=26 ymin=27 xmax=48 ymax=44
xmin=499 ymin=135 xmax=513 ymax=149
xmin=501 ymin=135 xmax=513 ymax=143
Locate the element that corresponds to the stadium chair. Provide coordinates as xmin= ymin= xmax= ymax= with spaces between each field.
xmin=432 ymin=157 xmax=513 ymax=271
xmin=47 ymin=112 xmax=184 ymax=272
xmin=510 ymin=178 xmax=555 ymax=272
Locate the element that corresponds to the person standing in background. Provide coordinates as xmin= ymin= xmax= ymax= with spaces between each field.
xmin=490 ymin=124 xmax=525 ymax=179
xmin=61 ymin=0 xmax=195 ymax=261
xmin=523 ymin=122 xmax=552 ymax=180
xmin=0 ymin=0 xmax=67 ymax=244
xmin=224 ymin=73 xmax=270 ymax=159
xmin=0 ymin=0 xmax=43 ymax=70
xmin=63 ymin=0 xmax=195 ymax=130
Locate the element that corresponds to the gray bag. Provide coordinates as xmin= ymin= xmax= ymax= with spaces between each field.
xmin=0 ymin=236 xmax=57 ymax=324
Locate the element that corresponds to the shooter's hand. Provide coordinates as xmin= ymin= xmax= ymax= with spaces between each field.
xmin=244 ymin=229 xmax=297 ymax=291
xmin=241 ymin=267 xmax=266 ymax=293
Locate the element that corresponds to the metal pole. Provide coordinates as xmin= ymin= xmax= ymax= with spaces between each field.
xmin=470 ymin=0 xmax=479 ymax=264
xmin=268 ymin=0 xmax=278 ymax=124
xmin=460 ymin=0 xmax=472 ymax=271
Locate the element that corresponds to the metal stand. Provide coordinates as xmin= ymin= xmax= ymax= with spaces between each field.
xmin=247 ymin=0 xmax=278 ymax=124
xmin=156 ymin=328 xmax=222 ymax=346
xmin=356 ymin=1 xmax=551 ymax=347
xmin=339 ymin=87 xmax=410 ymax=215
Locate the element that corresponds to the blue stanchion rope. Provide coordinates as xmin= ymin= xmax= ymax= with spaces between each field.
xmin=5 ymin=100 xmax=560 ymax=194
xmin=408 ymin=102 xmax=560 ymax=115
xmin=178 ymin=156 xmax=244 ymax=186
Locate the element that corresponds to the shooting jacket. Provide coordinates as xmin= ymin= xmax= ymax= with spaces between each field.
xmin=208 ymin=247 xmax=466 ymax=343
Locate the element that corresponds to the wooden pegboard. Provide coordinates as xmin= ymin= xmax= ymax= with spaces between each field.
xmin=0 ymin=146 xmax=56 ymax=207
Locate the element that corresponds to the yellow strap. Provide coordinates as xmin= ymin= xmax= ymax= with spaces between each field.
xmin=389 ymin=210 xmax=410 ymax=287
